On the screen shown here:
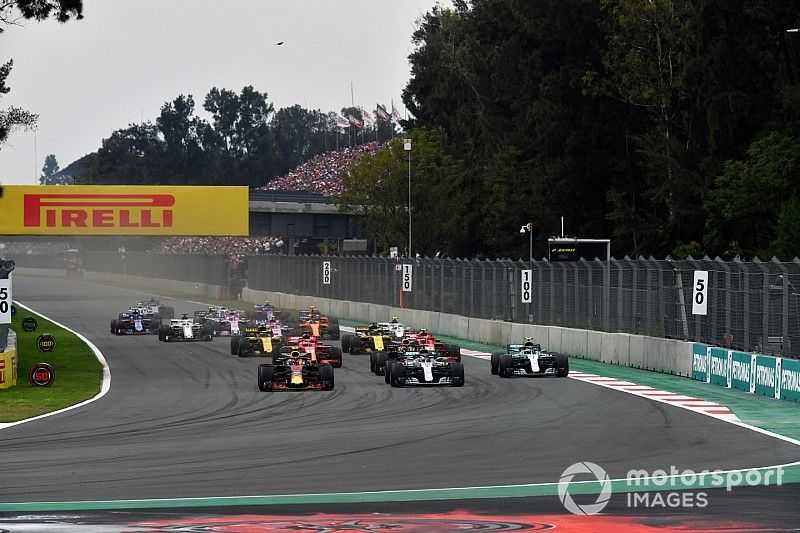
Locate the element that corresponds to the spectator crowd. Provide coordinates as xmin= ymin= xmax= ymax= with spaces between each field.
xmin=146 ymin=143 xmax=385 ymax=262
xmin=261 ymin=141 xmax=385 ymax=196
xmin=151 ymin=236 xmax=283 ymax=260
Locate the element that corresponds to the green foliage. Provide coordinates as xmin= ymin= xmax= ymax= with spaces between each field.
xmin=0 ymin=60 xmax=38 ymax=144
xmin=80 ymin=86 xmax=389 ymax=187
xmin=337 ymin=130 xmax=468 ymax=257
xmin=396 ymin=0 xmax=800 ymax=259
xmin=704 ymin=132 xmax=800 ymax=259
xmin=39 ymin=153 xmax=65 ymax=184
xmin=672 ymin=241 xmax=703 ymax=260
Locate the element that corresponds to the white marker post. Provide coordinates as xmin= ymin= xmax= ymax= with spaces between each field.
xmin=521 ymin=270 xmax=532 ymax=304
xmin=322 ymin=261 xmax=331 ymax=285
xmin=692 ymin=270 xmax=709 ymax=316
xmin=0 ymin=274 xmax=11 ymax=324
xmin=401 ymin=264 xmax=413 ymax=292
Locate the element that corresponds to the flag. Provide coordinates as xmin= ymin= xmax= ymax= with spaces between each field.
xmin=376 ymin=104 xmax=391 ymax=122
xmin=361 ymin=109 xmax=374 ymax=125
xmin=391 ymin=103 xmax=403 ymax=122
xmin=347 ymin=115 xmax=363 ymax=128
xmin=335 ymin=114 xmax=351 ymax=129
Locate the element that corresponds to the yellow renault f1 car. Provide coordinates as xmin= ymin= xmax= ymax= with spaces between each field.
xmin=231 ymin=325 xmax=282 ymax=358
xmin=341 ymin=323 xmax=394 ymax=355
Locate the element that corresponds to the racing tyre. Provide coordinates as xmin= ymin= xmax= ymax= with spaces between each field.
xmin=448 ymin=344 xmax=462 ymax=361
xmin=330 ymin=325 xmax=340 ymax=340
xmin=375 ymin=353 xmax=388 ymax=376
xmin=230 ymin=336 xmax=240 ymax=355
xmin=369 ymin=352 xmax=377 ymax=373
xmin=490 ymin=353 xmax=501 ymax=375
xmin=161 ymin=306 xmax=175 ymax=320
xmin=237 ymin=338 xmax=248 ymax=358
xmin=556 ymin=352 xmax=569 ymax=377
xmin=340 ymin=333 xmax=353 ymax=353
xmin=349 ymin=337 xmax=363 ymax=355
xmin=331 ymin=317 xmax=339 ymax=326
xmin=499 ymin=354 xmax=513 ymax=378
xmin=450 ymin=362 xmax=465 ymax=387
xmin=319 ymin=363 xmax=335 ymax=391
xmin=384 ymin=361 xmax=393 ymax=384
xmin=157 ymin=325 xmax=164 ymax=342
xmin=390 ymin=362 xmax=405 ymax=388
xmin=329 ymin=346 xmax=343 ymax=368
xmin=258 ymin=364 xmax=274 ymax=392
xmin=203 ymin=326 xmax=213 ymax=341
xmin=110 ymin=319 xmax=117 ymax=334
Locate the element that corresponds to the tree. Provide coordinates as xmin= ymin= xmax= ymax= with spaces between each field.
xmin=338 ymin=130 xmax=468 ymax=257
xmin=39 ymin=153 xmax=61 ymax=184
xmin=1 ymin=1 xmax=83 ymax=146
xmin=704 ymin=132 xmax=800 ymax=259
xmin=0 ymin=59 xmax=37 ymax=144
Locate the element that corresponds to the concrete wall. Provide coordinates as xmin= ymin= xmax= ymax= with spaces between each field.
xmin=13 ymin=267 xmax=694 ymax=377
xmin=242 ymin=287 xmax=694 ymax=377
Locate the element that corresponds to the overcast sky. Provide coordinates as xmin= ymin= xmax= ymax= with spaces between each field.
xmin=0 ymin=0 xmax=449 ymax=184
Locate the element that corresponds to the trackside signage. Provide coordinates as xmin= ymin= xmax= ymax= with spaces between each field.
xmin=0 ymin=185 xmax=249 ymax=235
xmin=708 ymin=348 xmax=730 ymax=387
xmin=691 ymin=343 xmax=796 ymax=404
xmin=779 ymin=358 xmax=800 ymax=403
xmin=754 ymin=355 xmax=780 ymax=399
xmin=730 ymin=352 xmax=755 ymax=393
xmin=692 ymin=344 xmax=709 ymax=382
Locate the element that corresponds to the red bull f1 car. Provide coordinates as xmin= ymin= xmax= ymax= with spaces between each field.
xmin=257 ymin=351 xmax=335 ymax=391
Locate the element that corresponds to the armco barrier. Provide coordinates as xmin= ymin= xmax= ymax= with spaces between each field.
xmin=242 ymin=287 xmax=695 ymax=377
xmin=692 ymin=343 xmax=800 ymax=404
xmin=0 ymin=330 xmax=17 ymax=389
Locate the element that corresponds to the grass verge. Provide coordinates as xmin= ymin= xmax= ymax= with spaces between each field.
xmin=0 ymin=303 xmax=103 ymax=423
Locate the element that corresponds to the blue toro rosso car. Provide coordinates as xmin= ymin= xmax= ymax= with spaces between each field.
xmin=110 ymin=299 xmax=174 ymax=335
xmin=110 ymin=311 xmax=159 ymax=335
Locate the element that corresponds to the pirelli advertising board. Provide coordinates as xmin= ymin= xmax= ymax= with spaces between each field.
xmin=0 ymin=185 xmax=249 ymax=236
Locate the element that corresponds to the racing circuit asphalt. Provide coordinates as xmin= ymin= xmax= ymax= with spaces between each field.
xmin=2 ymin=274 xmax=800 ymax=506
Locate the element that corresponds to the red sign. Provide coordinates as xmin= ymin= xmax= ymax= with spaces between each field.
xmin=23 ymin=193 xmax=175 ymax=229
xmin=29 ymin=362 xmax=56 ymax=387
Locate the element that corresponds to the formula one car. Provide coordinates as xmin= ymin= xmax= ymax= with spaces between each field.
xmin=296 ymin=307 xmax=340 ymax=340
xmin=257 ymin=350 xmax=335 ymax=391
xmin=370 ymin=334 xmax=462 ymax=375
xmin=383 ymin=348 xmax=465 ymax=387
xmin=232 ymin=326 xmax=282 ymax=357
xmin=490 ymin=339 xmax=569 ymax=377
xmin=110 ymin=299 xmax=174 ymax=335
xmin=158 ymin=315 xmax=213 ymax=342
xmin=282 ymin=332 xmax=342 ymax=368
xmin=111 ymin=310 xmax=160 ymax=335
xmin=196 ymin=307 xmax=247 ymax=336
xmin=342 ymin=323 xmax=394 ymax=355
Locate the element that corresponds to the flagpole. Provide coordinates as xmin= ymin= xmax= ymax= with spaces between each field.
xmin=351 ymin=82 xmax=355 ymax=147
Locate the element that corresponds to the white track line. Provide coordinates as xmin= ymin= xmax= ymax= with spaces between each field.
xmin=0 ymin=302 xmax=111 ymax=431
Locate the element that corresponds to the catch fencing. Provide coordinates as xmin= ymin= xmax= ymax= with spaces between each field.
xmin=247 ymin=255 xmax=800 ymax=359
